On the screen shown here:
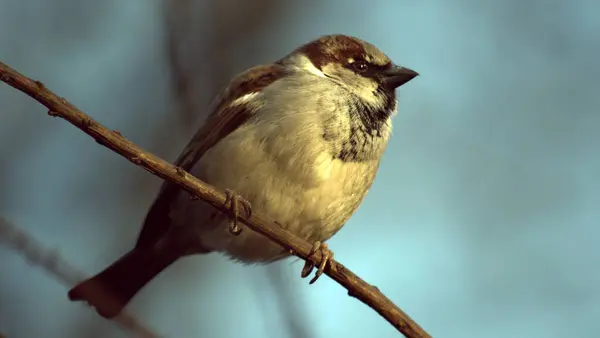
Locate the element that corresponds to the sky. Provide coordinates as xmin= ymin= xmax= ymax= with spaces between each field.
xmin=1 ymin=1 xmax=599 ymax=337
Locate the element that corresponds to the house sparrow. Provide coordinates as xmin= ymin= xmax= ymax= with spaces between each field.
xmin=68 ymin=34 xmax=418 ymax=318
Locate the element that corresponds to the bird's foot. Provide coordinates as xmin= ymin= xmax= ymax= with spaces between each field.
xmin=224 ymin=189 xmax=252 ymax=235
xmin=301 ymin=241 xmax=334 ymax=284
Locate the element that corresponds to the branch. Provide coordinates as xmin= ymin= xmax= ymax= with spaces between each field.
xmin=0 ymin=217 xmax=160 ymax=338
xmin=0 ymin=61 xmax=431 ymax=338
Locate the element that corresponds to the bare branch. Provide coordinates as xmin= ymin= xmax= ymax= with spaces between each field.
xmin=0 ymin=60 xmax=431 ymax=338
xmin=0 ymin=217 xmax=160 ymax=338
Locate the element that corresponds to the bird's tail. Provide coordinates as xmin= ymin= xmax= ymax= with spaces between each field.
xmin=68 ymin=249 xmax=179 ymax=318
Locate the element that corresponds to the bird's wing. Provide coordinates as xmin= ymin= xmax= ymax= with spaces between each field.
xmin=135 ymin=64 xmax=288 ymax=249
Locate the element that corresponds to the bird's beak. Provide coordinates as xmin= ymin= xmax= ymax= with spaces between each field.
xmin=382 ymin=65 xmax=419 ymax=89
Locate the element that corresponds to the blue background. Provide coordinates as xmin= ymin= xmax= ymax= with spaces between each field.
xmin=1 ymin=1 xmax=599 ymax=337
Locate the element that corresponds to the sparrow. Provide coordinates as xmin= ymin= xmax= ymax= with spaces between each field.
xmin=68 ymin=34 xmax=418 ymax=318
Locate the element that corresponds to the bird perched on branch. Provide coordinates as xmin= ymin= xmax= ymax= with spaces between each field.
xmin=68 ymin=34 xmax=418 ymax=318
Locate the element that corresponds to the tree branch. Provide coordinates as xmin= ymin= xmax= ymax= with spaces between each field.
xmin=0 ymin=217 xmax=160 ymax=338
xmin=0 ymin=60 xmax=431 ymax=338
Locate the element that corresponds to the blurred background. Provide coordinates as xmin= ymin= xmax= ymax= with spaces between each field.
xmin=1 ymin=0 xmax=599 ymax=337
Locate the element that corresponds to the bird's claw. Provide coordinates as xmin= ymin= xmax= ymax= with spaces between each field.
xmin=301 ymin=241 xmax=333 ymax=284
xmin=224 ymin=189 xmax=252 ymax=235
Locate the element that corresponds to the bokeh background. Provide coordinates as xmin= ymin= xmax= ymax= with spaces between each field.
xmin=1 ymin=1 xmax=599 ymax=337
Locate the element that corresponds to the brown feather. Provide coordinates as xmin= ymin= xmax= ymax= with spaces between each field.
xmin=135 ymin=63 xmax=288 ymax=249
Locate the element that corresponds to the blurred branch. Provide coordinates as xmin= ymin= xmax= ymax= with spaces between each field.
xmin=0 ymin=217 xmax=159 ymax=338
xmin=265 ymin=265 xmax=315 ymax=338
xmin=163 ymin=0 xmax=196 ymax=123
xmin=163 ymin=0 xmax=286 ymax=124
xmin=0 ymin=61 xmax=431 ymax=338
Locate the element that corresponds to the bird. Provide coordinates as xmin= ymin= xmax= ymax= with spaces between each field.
xmin=68 ymin=34 xmax=418 ymax=318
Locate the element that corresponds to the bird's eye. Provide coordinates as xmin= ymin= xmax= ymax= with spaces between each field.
xmin=351 ymin=60 xmax=369 ymax=72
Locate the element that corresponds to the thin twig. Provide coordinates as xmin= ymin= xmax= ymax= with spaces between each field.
xmin=0 ymin=217 xmax=160 ymax=338
xmin=0 ymin=60 xmax=431 ymax=338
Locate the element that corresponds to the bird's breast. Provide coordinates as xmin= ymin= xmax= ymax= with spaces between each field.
xmin=174 ymin=114 xmax=381 ymax=262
